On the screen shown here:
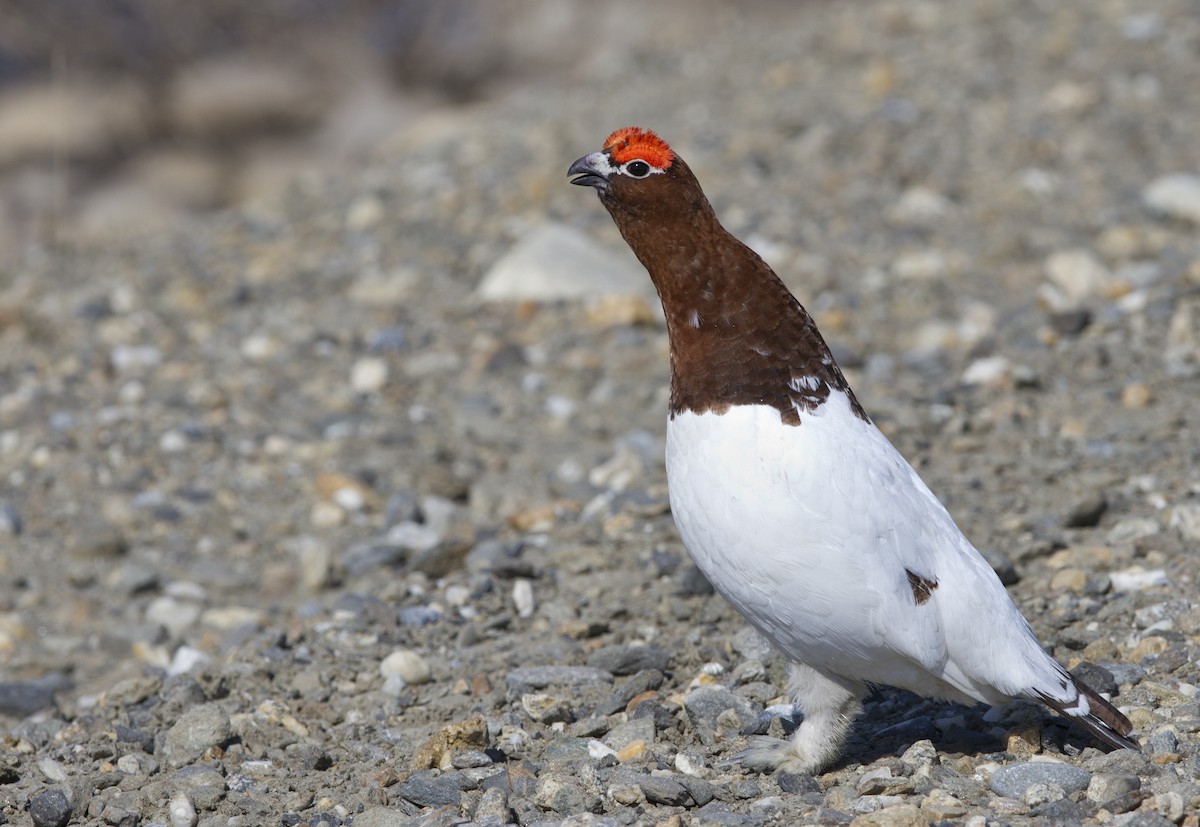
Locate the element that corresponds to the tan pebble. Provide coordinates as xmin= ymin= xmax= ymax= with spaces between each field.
xmin=616 ymin=740 xmax=647 ymax=762
xmin=1130 ymin=636 xmax=1169 ymax=659
xmin=625 ymin=691 xmax=658 ymax=714
xmin=1006 ymin=723 xmax=1042 ymax=756
xmin=411 ymin=713 xmax=488 ymax=771
xmin=1121 ymin=383 xmax=1152 ymax=408
xmin=921 ymin=789 xmax=968 ymax=819
xmin=1059 ymin=418 xmax=1088 ymax=440
xmin=1083 ymin=637 xmax=1119 ymax=662
xmin=585 ymin=295 xmax=659 ymax=328
xmin=1049 ymin=568 xmax=1088 ymax=593
xmin=471 ymin=673 xmax=493 ymax=696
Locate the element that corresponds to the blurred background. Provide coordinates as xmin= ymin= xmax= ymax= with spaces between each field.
xmin=0 ymin=0 xmax=734 ymax=260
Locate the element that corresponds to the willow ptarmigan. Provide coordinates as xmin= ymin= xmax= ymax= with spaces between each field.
xmin=568 ymin=127 xmax=1137 ymax=773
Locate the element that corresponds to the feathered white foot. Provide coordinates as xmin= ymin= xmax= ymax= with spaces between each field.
xmin=733 ymin=663 xmax=865 ymax=774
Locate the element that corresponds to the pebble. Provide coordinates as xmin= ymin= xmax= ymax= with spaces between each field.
xmin=505 ymin=666 xmax=613 ymax=690
xmin=350 ymin=357 xmax=389 ymax=393
xmin=353 ymin=809 xmax=411 ymax=827
xmin=521 ymin=693 xmax=573 ymax=724
xmin=380 ymin=649 xmax=432 ymax=685
xmin=169 ymin=792 xmax=198 ymax=827
xmin=1110 ymin=567 xmax=1168 ymax=592
xmin=1042 ymin=249 xmax=1113 ymax=308
xmin=29 ymin=789 xmax=73 ymax=827
xmin=683 ymin=686 xmax=759 ymax=730
xmin=396 ymin=771 xmax=465 ymax=808
xmin=960 ymin=356 xmax=1010 ymax=386
xmin=1143 ymin=173 xmax=1200 ymax=224
xmin=640 ymin=774 xmax=691 ymax=806
xmin=161 ymin=703 xmax=234 ymax=768
xmin=988 ymin=761 xmax=1091 ymax=799
xmin=512 ymin=578 xmax=535 ymax=618
xmin=476 ymin=223 xmax=650 ymax=303
xmin=586 ymin=644 xmax=670 ymax=676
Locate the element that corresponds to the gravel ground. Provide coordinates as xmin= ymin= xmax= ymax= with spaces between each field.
xmin=3 ymin=2 xmax=1200 ymax=825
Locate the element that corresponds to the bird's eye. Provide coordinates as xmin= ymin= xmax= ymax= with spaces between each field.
xmin=625 ymin=160 xmax=652 ymax=178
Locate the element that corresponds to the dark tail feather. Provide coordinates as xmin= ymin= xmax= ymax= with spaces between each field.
xmin=1031 ymin=675 xmax=1139 ymax=752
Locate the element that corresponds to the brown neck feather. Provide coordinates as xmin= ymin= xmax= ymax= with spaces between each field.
xmin=599 ymin=157 xmax=868 ymax=426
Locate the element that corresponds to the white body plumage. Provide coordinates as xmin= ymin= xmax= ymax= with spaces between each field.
xmin=666 ymin=389 xmax=1090 ymax=769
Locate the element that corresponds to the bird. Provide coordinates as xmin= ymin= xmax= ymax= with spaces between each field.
xmin=568 ymin=126 xmax=1138 ymax=774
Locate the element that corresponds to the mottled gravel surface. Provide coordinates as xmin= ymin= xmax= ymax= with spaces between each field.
xmin=3 ymin=2 xmax=1200 ymax=826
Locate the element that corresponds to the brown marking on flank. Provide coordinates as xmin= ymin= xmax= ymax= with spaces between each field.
xmin=905 ymin=569 xmax=938 ymax=605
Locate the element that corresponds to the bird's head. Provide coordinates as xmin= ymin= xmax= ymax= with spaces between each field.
xmin=569 ymin=126 xmax=709 ymax=226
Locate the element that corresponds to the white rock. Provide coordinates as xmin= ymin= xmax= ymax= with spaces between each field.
xmin=380 ymin=649 xmax=432 ymax=685
xmin=961 ymin=356 xmax=1011 ymax=386
xmin=1144 ymin=173 xmax=1200 ymax=224
xmin=1169 ymin=503 xmax=1200 ymax=541
xmin=146 ymin=596 xmax=203 ymax=639
xmin=169 ymin=792 xmax=198 ymax=827
xmin=1044 ymin=249 xmax=1112 ymax=305
xmin=887 ymin=186 xmax=952 ymax=226
xmin=1110 ymin=567 xmax=1168 ymax=592
xmin=168 ymin=645 xmax=210 ymax=676
xmin=37 ymin=757 xmax=68 ymax=783
xmin=512 ymin=578 xmax=535 ymax=619
xmin=110 ymin=344 xmax=162 ymax=373
xmin=476 ymin=223 xmax=650 ymax=302
xmin=893 ymin=249 xmax=949 ymax=281
xmin=351 ymin=357 xmax=389 ymax=393
xmin=588 ymin=740 xmax=618 ymax=760
xmin=385 ymin=521 xmax=442 ymax=553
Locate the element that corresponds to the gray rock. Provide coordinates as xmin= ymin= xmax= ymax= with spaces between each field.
xmin=1144 ymin=173 xmax=1200 ymax=224
xmin=1086 ymin=772 xmax=1141 ymax=806
xmin=170 ymin=764 xmax=227 ymax=810
xmin=353 ymin=807 xmax=412 ymax=827
xmin=534 ymin=773 xmax=595 ymax=814
xmin=29 ymin=789 xmax=73 ymax=827
xmin=1065 ymin=493 xmax=1108 ymax=528
xmin=0 ymin=673 xmax=71 ymax=717
xmin=161 ymin=704 xmax=233 ymax=768
xmin=1147 ymin=728 xmax=1178 ymax=755
xmin=1112 ymin=813 xmax=1177 ymax=827
xmin=683 ymin=686 xmax=760 ymax=729
xmin=639 ymin=774 xmax=691 ymax=806
xmin=505 ymin=666 xmax=613 ymax=690
xmin=586 ymin=644 xmax=670 ymax=676
xmin=603 ymin=717 xmax=655 ymax=751
xmin=476 ymin=223 xmax=650 ymax=303
xmin=396 ymin=772 xmax=465 ymax=808
xmin=989 ymin=761 xmax=1091 ymax=799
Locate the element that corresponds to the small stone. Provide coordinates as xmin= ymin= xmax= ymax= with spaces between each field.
xmin=920 ymin=789 xmax=967 ymax=819
xmin=521 ymin=693 xmax=572 ymax=724
xmin=29 ymin=789 xmax=73 ymax=827
xmin=961 ymin=356 xmax=1010 ymax=386
xmin=476 ymin=223 xmax=650 ymax=303
xmin=1049 ymin=568 xmax=1088 ymax=594
xmin=534 ymin=774 xmax=592 ymax=814
xmin=639 ymin=775 xmax=691 ymax=806
xmin=380 ymin=649 xmax=432 ymax=686
xmin=683 ymin=685 xmax=759 ymax=730
xmin=847 ymin=803 xmax=926 ymax=827
xmin=169 ymin=792 xmax=198 ymax=827
xmin=512 ymin=578 xmax=535 ymax=618
xmin=1006 ymin=723 xmax=1042 ymax=756
xmin=1121 ymin=383 xmax=1153 ymax=409
xmin=353 ymin=808 xmax=411 ymax=827
xmin=1144 ymin=173 xmax=1200 ymax=224
xmin=988 ymin=761 xmax=1091 ymax=799
xmin=587 ymin=644 xmax=671 ymax=676
xmin=1023 ymin=780 xmax=1066 ymax=806
xmin=396 ymin=772 xmax=464 ymax=808
xmin=1145 ymin=791 xmax=1185 ymax=822
xmin=411 ymin=715 xmax=489 ymax=771
xmin=1043 ymin=249 xmax=1113 ymax=307
xmin=1065 ymin=494 xmax=1108 ymax=528
xmin=855 ymin=766 xmax=913 ymax=796
xmin=351 ymin=357 xmax=389 ymax=393
xmin=1110 ymin=567 xmax=1168 ymax=592
xmin=604 ymin=717 xmax=656 ymax=752
xmin=505 ymin=666 xmax=612 ymax=690
xmin=1085 ymin=772 xmax=1141 ymax=805
xmin=161 ymin=703 xmax=233 ymax=768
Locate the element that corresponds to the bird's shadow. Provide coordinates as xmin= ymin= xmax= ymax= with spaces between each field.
xmin=784 ymin=685 xmax=1089 ymax=771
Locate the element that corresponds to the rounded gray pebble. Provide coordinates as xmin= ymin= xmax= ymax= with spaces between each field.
xmin=989 ymin=761 xmax=1092 ymax=799
xmin=29 ymin=789 xmax=72 ymax=827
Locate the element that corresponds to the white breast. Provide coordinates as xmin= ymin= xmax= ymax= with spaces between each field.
xmin=665 ymin=391 xmax=1064 ymax=705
